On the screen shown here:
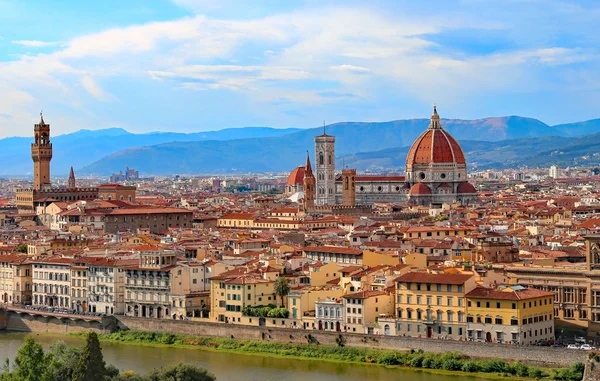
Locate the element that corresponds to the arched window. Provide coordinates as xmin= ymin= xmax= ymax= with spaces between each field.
xmin=328 ymin=154 xmax=332 ymax=165
xmin=319 ymin=152 xmax=324 ymax=165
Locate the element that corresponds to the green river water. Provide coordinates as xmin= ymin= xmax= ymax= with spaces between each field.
xmin=0 ymin=332 xmax=491 ymax=381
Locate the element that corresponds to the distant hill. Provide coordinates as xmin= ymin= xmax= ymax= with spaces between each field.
xmin=340 ymin=133 xmax=600 ymax=171
xmin=80 ymin=117 xmax=600 ymax=175
xmin=0 ymin=127 xmax=301 ymax=176
xmin=4 ymin=115 xmax=600 ymax=176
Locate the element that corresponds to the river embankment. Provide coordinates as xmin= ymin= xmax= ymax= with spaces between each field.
xmin=85 ymin=330 xmax=585 ymax=381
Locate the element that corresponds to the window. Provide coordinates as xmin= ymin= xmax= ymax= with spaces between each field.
xmin=436 ymin=296 xmax=442 ymax=306
xmin=436 ymin=284 xmax=442 ymax=292
xmin=447 ymin=285 xmax=452 ymax=292
xmin=457 ymin=285 xmax=463 ymax=293
xmin=485 ymin=316 xmax=492 ymax=324
xmin=495 ymin=317 xmax=503 ymax=324
xmin=476 ymin=301 xmax=481 ymax=308
xmin=512 ymin=303 xmax=516 ymax=309
xmin=485 ymin=302 xmax=490 ymax=308
xmin=466 ymin=315 xmax=473 ymax=323
xmin=447 ymin=297 xmax=452 ymax=306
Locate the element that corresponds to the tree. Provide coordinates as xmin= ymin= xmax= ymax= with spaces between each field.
xmin=45 ymin=341 xmax=82 ymax=381
xmin=144 ymin=364 xmax=216 ymax=381
xmin=274 ymin=277 xmax=290 ymax=308
xmin=72 ymin=332 xmax=106 ymax=381
xmin=13 ymin=336 xmax=47 ymax=381
xmin=15 ymin=244 xmax=27 ymax=254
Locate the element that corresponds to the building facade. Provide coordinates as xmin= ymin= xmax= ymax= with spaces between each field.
xmin=124 ymin=250 xmax=176 ymax=319
xmin=465 ymin=285 xmax=555 ymax=345
xmin=395 ymin=272 xmax=476 ymax=340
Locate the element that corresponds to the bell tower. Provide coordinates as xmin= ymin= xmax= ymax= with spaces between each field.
xmin=32 ymin=112 xmax=52 ymax=190
xmin=303 ymin=151 xmax=315 ymax=211
xmin=342 ymin=169 xmax=356 ymax=207
xmin=315 ymin=123 xmax=335 ymax=205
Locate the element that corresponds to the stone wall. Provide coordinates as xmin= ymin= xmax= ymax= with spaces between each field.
xmin=116 ymin=316 xmax=585 ymax=366
xmin=5 ymin=311 xmax=113 ymax=334
xmin=584 ymin=354 xmax=600 ymax=381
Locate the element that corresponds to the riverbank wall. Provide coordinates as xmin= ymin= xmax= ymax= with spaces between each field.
xmin=115 ymin=316 xmax=585 ymax=366
xmin=0 ymin=309 xmax=587 ymax=367
xmin=0 ymin=309 xmax=115 ymax=334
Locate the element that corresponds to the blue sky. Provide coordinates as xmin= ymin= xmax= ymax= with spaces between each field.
xmin=0 ymin=0 xmax=599 ymax=138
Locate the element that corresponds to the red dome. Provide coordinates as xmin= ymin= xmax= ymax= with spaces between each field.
xmin=406 ymin=106 xmax=465 ymax=166
xmin=457 ymin=181 xmax=477 ymax=194
xmin=286 ymin=166 xmax=305 ymax=186
xmin=438 ymin=182 xmax=450 ymax=188
xmin=408 ymin=182 xmax=431 ymax=195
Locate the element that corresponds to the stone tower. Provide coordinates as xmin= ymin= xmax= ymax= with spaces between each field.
xmin=68 ymin=166 xmax=76 ymax=188
xmin=315 ymin=126 xmax=335 ymax=205
xmin=32 ymin=112 xmax=52 ymax=191
xmin=342 ymin=169 xmax=356 ymax=206
xmin=303 ymin=151 xmax=315 ymax=211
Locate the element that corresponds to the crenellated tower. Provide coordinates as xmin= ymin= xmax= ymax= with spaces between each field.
xmin=32 ymin=112 xmax=52 ymax=190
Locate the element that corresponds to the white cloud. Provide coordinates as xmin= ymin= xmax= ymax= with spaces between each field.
xmin=0 ymin=1 xmax=599 ymax=137
xmin=330 ymin=65 xmax=371 ymax=74
xmin=81 ymin=76 xmax=114 ymax=101
xmin=12 ymin=40 xmax=60 ymax=47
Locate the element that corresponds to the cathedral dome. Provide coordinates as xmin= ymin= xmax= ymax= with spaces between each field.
xmin=457 ymin=181 xmax=477 ymax=194
xmin=286 ymin=166 xmax=305 ymax=186
xmin=406 ymin=106 xmax=466 ymax=166
xmin=408 ymin=182 xmax=431 ymax=195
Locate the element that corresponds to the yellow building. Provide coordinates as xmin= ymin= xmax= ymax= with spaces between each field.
xmin=0 ymin=254 xmax=32 ymax=305
xmin=342 ymin=290 xmax=394 ymax=334
xmin=395 ymin=272 xmax=476 ymax=339
xmin=288 ymin=286 xmax=344 ymax=328
xmin=210 ymin=273 xmax=276 ymax=324
xmin=465 ymin=285 xmax=555 ymax=345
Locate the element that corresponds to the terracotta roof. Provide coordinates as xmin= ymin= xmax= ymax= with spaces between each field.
xmin=286 ymin=166 xmax=305 ymax=186
xmin=109 ymin=208 xmax=191 ymax=215
xmin=406 ymin=109 xmax=466 ymax=166
xmin=466 ymin=286 xmax=554 ymax=300
xmin=355 ymin=176 xmax=406 ymax=182
xmin=303 ymin=246 xmax=362 ymax=255
xmin=408 ymin=183 xmax=432 ymax=195
xmin=395 ymin=272 xmax=473 ymax=285
xmin=343 ymin=290 xmax=387 ymax=299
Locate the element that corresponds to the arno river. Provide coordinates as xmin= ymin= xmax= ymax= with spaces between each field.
xmin=0 ymin=332 xmax=488 ymax=381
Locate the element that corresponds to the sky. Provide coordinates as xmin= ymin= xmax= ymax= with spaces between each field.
xmin=0 ymin=0 xmax=599 ymax=138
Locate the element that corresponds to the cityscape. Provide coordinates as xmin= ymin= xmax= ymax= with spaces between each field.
xmin=1 ymin=1 xmax=600 ymax=381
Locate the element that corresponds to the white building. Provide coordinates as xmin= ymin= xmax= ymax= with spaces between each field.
xmin=32 ymin=257 xmax=71 ymax=309
xmin=549 ymin=165 xmax=561 ymax=179
xmin=315 ymin=298 xmax=343 ymax=331
xmin=88 ymin=258 xmax=125 ymax=315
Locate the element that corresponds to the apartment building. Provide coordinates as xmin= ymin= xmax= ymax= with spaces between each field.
xmin=465 ymin=285 xmax=555 ymax=345
xmin=32 ymin=257 xmax=72 ymax=308
xmin=124 ymin=250 xmax=176 ymax=318
xmin=88 ymin=258 xmax=125 ymax=315
xmin=394 ymin=272 xmax=476 ymax=339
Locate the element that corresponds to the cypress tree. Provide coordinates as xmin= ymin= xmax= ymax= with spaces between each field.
xmin=73 ymin=332 xmax=106 ymax=381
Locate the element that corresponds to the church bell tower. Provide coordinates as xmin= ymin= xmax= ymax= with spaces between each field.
xmin=32 ymin=112 xmax=52 ymax=190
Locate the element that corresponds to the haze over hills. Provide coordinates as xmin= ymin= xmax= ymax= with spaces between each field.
xmin=0 ymin=127 xmax=301 ymax=176
xmin=79 ymin=116 xmax=600 ymax=176
xmin=2 ymin=116 xmax=600 ymax=176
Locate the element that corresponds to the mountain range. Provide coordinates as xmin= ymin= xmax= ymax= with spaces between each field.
xmin=2 ymin=116 xmax=600 ymax=176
